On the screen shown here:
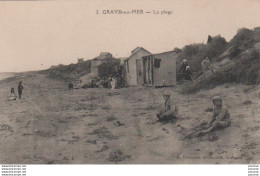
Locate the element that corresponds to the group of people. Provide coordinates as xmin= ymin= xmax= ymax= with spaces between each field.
xmin=89 ymin=77 xmax=117 ymax=89
xmin=179 ymin=56 xmax=214 ymax=81
xmin=68 ymin=77 xmax=118 ymax=90
xmin=156 ymin=91 xmax=231 ymax=138
xmin=179 ymin=59 xmax=192 ymax=81
xmin=8 ymin=81 xmax=24 ymax=101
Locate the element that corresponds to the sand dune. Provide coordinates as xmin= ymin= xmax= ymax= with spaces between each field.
xmin=0 ymin=73 xmax=259 ymax=164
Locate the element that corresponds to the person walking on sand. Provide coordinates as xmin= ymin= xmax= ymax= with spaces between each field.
xmin=156 ymin=91 xmax=179 ymax=123
xmin=18 ymin=81 xmax=24 ymax=99
xmin=187 ymin=96 xmax=231 ymax=138
xmin=8 ymin=88 xmax=17 ymax=101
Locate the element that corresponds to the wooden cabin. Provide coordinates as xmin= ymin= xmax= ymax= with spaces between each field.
xmin=124 ymin=47 xmax=151 ymax=86
xmin=142 ymin=51 xmax=177 ymax=87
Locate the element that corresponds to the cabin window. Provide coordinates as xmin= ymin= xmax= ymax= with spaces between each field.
xmin=154 ymin=58 xmax=161 ymax=68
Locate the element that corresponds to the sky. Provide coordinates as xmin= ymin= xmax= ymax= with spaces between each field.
xmin=0 ymin=0 xmax=260 ymax=72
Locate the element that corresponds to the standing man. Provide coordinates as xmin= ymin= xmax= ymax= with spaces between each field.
xmin=156 ymin=91 xmax=178 ymax=122
xmin=18 ymin=81 xmax=24 ymax=99
xmin=201 ymin=56 xmax=213 ymax=78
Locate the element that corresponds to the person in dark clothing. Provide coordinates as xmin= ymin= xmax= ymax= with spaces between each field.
xmin=18 ymin=81 xmax=24 ymax=99
xmin=185 ymin=66 xmax=192 ymax=81
xmin=179 ymin=59 xmax=189 ymax=74
xmin=68 ymin=83 xmax=74 ymax=90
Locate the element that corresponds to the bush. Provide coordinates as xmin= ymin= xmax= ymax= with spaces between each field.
xmin=229 ymin=28 xmax=255 ymax=51
xmin=173 ymin=47 xmax=182 ymax=53
xmin=234 ymin=56 xmax=260 ymax=84
xmin=41 ymin=61 xmax=91 ymax=81
xmin=98 ymin=61 xmax=120 ymax=78
xmin=207 ymin=35 xmax=228 ymax=58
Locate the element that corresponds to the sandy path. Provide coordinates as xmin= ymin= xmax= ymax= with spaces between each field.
xmin=0 ymin=73 xmax=259 ymax=164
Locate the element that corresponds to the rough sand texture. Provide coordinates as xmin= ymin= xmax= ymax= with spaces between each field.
xmin=0 ymin=73 xmax=259 ymax=164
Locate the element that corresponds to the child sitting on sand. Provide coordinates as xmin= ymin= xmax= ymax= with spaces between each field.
xmin=194 ymin=96 xmax=231 ymax=136
xmin=8 ymin=88 xmax=17 ymax=101
xmin=156 ymin=91 xmax=179 ymax=122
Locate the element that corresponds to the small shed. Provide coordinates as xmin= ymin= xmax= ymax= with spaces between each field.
xmin=124 ymin=47 xmax=151 ymax=86
xmin=142 ymin=51 xmax=177 ymax=87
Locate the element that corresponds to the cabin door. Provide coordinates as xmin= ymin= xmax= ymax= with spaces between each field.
xmin=153 ymin=58 xmax=161 ymax=86
xmin=136 ymin=59 xmax=143 ymax=85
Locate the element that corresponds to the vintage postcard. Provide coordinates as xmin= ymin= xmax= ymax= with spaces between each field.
xmin=0 ymin=0 xmax=259 ymax=165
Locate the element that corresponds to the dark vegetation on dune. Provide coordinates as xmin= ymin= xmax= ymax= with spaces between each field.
xmin=180 ymin=27 xmax=260 ymax=94
xmin=176 ymin=35 xmax=228 ymax=73
xmin=40 ymin=61 xmax=92 ymax=81
xmin=98 ymin=61 xmax=121 ymax=78
xmin=40 ymin=58 xmax=122 ymax=83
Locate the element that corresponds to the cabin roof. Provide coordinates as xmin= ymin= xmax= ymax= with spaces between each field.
xmin=126 ymin=47 xmax=151 ymax=61
xmin=142 ymin=51 xmax=176 ymax=58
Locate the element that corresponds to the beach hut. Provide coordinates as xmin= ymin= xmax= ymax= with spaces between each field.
xmin=142 ymin=51 xmax=177 ymax=87
xmin=124 ymin=47 xmax=151 ymax=86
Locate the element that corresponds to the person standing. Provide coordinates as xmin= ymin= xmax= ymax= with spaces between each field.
xmin=201 ymin=57 xmax=212 ymax=71
xmin=110 ymin=78 xmax=117 ymax=89
xmin=201 ymin=56 xmax=213 ymax=79
xmin=18 ymin=81 xmax=24 ymax=99
xmin=68 ymin=82 xmax=74 ymax=90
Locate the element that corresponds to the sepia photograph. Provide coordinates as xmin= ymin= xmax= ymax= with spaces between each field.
xmin=0 ymin=0 xmax=259 ymax=167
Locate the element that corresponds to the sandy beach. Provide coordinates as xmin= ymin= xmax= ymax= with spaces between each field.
xmin=0 ymin=72 xmax=259 ymax=164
